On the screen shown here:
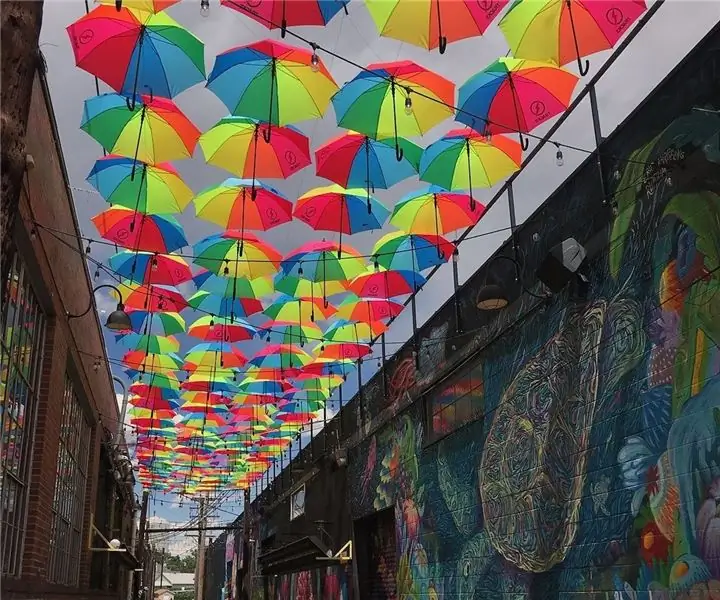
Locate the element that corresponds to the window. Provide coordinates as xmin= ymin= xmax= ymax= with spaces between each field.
xmin=1 ymin=253 xmax=47 ymax=576
xmin=425 ymin=358 xmax=484 ymax=444
xmin=48 ymin=374 xmax=91 ymax=586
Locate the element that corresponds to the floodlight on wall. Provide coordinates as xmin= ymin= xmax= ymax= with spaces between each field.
xmin=535 ymin=238 xmax=588 ymax=293
xmin=476 ymin=254 xmax=550 ymax=311
xmin=67 ymin=284 xmax=132 ymax=331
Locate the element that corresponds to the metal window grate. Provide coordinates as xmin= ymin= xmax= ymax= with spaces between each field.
xmin=47 ymin=375 xmax=91 ymax=586
xmin=1 ymin=252 xmax=47 ymax=577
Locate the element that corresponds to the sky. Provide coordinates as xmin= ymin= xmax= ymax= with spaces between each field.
xmin=38 ymin=0 xmax=720 ymax=529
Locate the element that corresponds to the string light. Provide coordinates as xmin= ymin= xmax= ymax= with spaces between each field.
xmin=200 ymin=0 xmax=210 ymax=17
xmin=555 ymin=143 xmax=564 ymax=167
xmin=310 ymin=44 xmax=320 ymax=73
xmin=404 ymin=91 xmax=413 ymax=116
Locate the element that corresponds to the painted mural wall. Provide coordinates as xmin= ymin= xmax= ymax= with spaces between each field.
xmin=266 ymin=565 xmax=352 ymax=600
xmin=347 ymin=36 xmax=720 ymax=600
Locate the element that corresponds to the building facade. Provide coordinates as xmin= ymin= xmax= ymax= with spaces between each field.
xmin=206 ymin=25 xmax=720 ymax=600
xmin=0 ymin=66 xmax=137 ymax=600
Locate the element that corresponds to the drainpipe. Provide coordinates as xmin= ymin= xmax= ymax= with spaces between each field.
xmin=114 ymin=376 xmax=128 ymax=443
xmin=127 ymin=498 xmax=139 ymax=600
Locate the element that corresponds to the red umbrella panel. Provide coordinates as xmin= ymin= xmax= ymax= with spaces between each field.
xmin=118 ymin=282 xmax=188 ymax=312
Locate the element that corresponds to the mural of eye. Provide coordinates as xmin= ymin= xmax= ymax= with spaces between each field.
xmin=463 ymin=560 xmax=470 ymax=578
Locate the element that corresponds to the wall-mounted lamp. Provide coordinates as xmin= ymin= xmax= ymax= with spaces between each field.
xmin=476 ymin=254 xmax=551 ymax=311
xmin=67 ymin=283 xmax=132 ymax=331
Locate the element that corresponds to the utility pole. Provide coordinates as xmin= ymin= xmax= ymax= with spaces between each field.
xmin=136 ymin=490 xmax=149 ymax=600
xmin=195 ymin=496 xmax=207 ymax=600
xmin=158 ymin=548 xmax=165 ymax=588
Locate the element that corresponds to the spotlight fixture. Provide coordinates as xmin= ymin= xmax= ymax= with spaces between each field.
xmin=475 ymin=254 xmax=551 ymax=311
xmin=67 ymin=284 xmax=132 ymax=331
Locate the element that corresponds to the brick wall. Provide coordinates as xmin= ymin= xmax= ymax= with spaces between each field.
xmin=345 ymin=26 xmax=720 ymax=600
xmin=1 ymin=69 xmax=134 ymax=600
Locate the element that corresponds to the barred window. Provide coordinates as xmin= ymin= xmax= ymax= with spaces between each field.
xmin=1 ymin=253 xmax=47 ymax=576
xmin=48 ymin=375 xmax=91 ymax=586
xmin=425 ymin=358 xmax=484 ymax=445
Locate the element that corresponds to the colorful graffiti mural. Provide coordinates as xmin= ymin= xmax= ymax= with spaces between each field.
xmin=348 ymin=98 xmax=720 ymax=598
xmin=266 ymin=566 xmax=352 ymax=600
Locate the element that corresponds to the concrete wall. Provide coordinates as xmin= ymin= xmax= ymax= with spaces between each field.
xmin=2 ymin=69 xmax=132 ymax=600
xmin=346 ymin=27 xmax=720 ymax=600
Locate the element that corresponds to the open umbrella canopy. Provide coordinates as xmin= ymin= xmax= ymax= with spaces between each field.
xmin=200 ymin=116 xmax=311 ymax=179
xmin=273 ymin=274 xmax=348 ymax=299
xmin=366 ymin=0 xmax=508 ymax=52
xmin=81 ymin=93 xmax=200 ymax=164
xmin=281 ymin=240 xmax=366 ymax=282
xmin=188 ymin=315 xmax=258 ymax=342
xmin=95 ymin=0 xmax=181 ymax=14
xmin=207 ymin=39 xmax=338 ymax=126
xmin=126 ymin=310 xmax=186 ymax=336
xmin=120 ymin=332 xmax=181 ymax=354
xmin=116 ymin=282 xmax=188 ymax=312
xmin=260 ymin=321 xmax=324 ymax=346
xmin=499 ymin=0 xmax=647 ymax=74
xmin=336 ymin=295 xmax=404 ymax=322
xmin=221 ymin=0 xmax=349 ymax=31
xmin=263 ymin=294 xmax=336 ymax=323
xmin=92 ymin=207 xmax=187 ymax=253
xmin=87 ymin=155 xmax=194 ymax=214
xmin=187 ymin=290 xmax=264 ymax=319
xmin=315 ymin=131 xmax=421 ymax=189
xmin=389 ymin=186 xmax=486 ymax=235
xmin=67 ymin=5 xmax=205 ymax=100
xmin=109 ymin=250 xmax=193 ymax=286
xmin=350 ymin=268 xmax=426 ymax=298
xmin=323 ymin=319 xmax=387 ymax=343
xmin=193 ymin=230 xmax=282 ymax=279
xmin=373 ymin=231 xmax=455 ymax=271
xmin=193 ymin=178 xmax=293 ymax=231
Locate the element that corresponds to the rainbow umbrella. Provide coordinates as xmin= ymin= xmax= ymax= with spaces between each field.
xmin=117 ymin=282 xmax=188 ymax=312
xmin=67 ymin=5 xmax=205 ymax=102
xmin=129 ymin=381 xmax=180 ymax=399
xmin=389 ymin=186 xmax=485 ymax=236
xmin=87 ymin=155 xmax=193 ymax=214
xmin=81 ymin=93 xmax=200 ymax=170
xmin=207 ymin=40 xmax=338 ymax=137
xmin=323 ymin=319 xmax=386 ymax=342
xmin=336 ymin=296 xmax=404 ymax=322
xmin=373 ymin=231 xmax=455 ymax=271
xmin=281 ymin=240 xmax=366 ymax=284
xmin=237 ymin=377 xmax=291 ymax=397
xmin=193 ymin=272 xmax=273 ymax=311
xmin=92 ymin=207 xmax=186 ymax=253
xmin=260 ymin=321 xmax=323 ymax=346
xmin=273 ymin=274 xmax=347 ymax=300
xmin=130 ymin=370 xmax=181 ymax=390
xmin=129 ymin=395 xmax=181 ymax=411
xmin=182 ymin=373 xmax=239 ymax=393
xmin=122 ymin=349 xmax=183 ymax=371
xmin=315 ymin=131 xmax=421 ymax=190
xmin=419 ymin=129 xmax=522 ymax=199
xmin=199 ymin=116 xmax=310 ymax=179
xmin=317 ymin=341 xmax=372 ymax=361
xmin=126 ymin=310 xmax=185 ymax=335
xmin=220 ymin=0 xmax=348 ymax=35
xmin=263 ymin=295 xmax=336 ymax=323
xmin=119 ymin=332 xmax=180 ymax=354
xmin=193 ymin=231 xmax=282 ymax=279
xmin=293 ymin=185 xmax=389 ymax=255
xmin=350 ymin=268 xmax=426 ymax=298
xmin=95 ymin=0 xmax=180 ymax=14
xmin=249 ymin=344 xmax=312 ymax=371
xmin=109 ymin=250 xmax=192 ymax=286
xmin=499 ymin=0 xmax=647 ymax=75
xmin=365 ymin=0 xmax=507 ymax=53
xmin=188 ymin=315 xmax=258 ymax=342
xmin=332 ymin=61 xmax=455 ymax=160
xmin=456 ymin=57 xmax=579 ymax=149
xmin=193 ymin=178 xmax=292 ymax=233
xmin=187 ymin=290 xmax=264 ymax=319
xmin=184 ymin=342 xmax=248 ymax=369
xmin=301 ymin=358 xmax=355 ymax=378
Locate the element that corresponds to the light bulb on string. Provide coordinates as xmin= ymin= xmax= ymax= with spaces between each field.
xmin=555 ymin=143 xmax=564 ymax=167
xmin=152 ymin=257 xmax=158 ymax=271
xmin=94 ymin=267 xmax=101 ymax=281
xmin=200 ymin=0 xmax=210 ymax=17
xmin=404 ymin=91 xmax=413 ymax=116
xmin=310 ymin=44 xmax=320 ymax=73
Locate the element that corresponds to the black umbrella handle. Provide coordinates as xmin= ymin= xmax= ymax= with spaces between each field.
xmin=390 ymin=80 xmax=404 ymax=162
xmin=263 ymin=60 xmax=277 ymax=143
xmin=436 ymin=0 xmax=446 ymax=54
xmin=566 ymin=0 xmax=590 ymax=76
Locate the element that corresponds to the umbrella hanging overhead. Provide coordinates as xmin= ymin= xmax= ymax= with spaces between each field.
xmin=419 ymin=129 xmax=522 ymax=194
xmin=336 ymin=296 xmax=404 ymax=322
xmin=87 ymin=155 xmax=194 ymax=214
xmin=126 ymin=309 xmax=185 ymax=335
xmin=499 ymin=0 xmax=647 ymax=75
xmin=67 ymin=5 xmax=205 ymax=102
xmin=293 ymin=185 xmax=389 ymax=255
xmin=119 ymin=332 xmax=180 ymax=354
xmin=188 ymin=315 xmax=258 ymax=343
xmin=193 ymin=272 xmax=273 ymax=300
xmin=220 ymin=0 xmax=349 ymax=35
xmin=350 ymin=268 xmax=426 ymax=298
xmin=109 ymin=250 xmax=193 ymax=286
xmin=281 ymin=240 xmax=366 ymax=282
xmin=193 ymin=178 xmax=292 ymax=233
xmin=389 ymin=186 xmax=485 ymax=236
xmin=92 ymin=207 xmax=187 ymax=253
xmin=263 ymin=294 xmax=336 ymax=323
xmin=187 ymin=290 xmax=264 ymax=319
xmin=315 ymin=131 xmax=421 ymax=190
xmin=373 ymin=231 xmax=455 ymax=271
xmin=366 ymin=0 xmax=508 ymax=53
xmin=118 ymin=282 xmax=188 ymax=312
xmin=273 ymin=274 xmax=347 ymax=299
xmin=332 ymin=60 xmax=455 ymax=160
xmin=207 ymin=40 xmax=338 ymax=136
xmin=260 ymin=321 xmax=323 ymax=346
xmin=95 ymin=0 xmax=180 ymax=13
xmin=456 ymin=57 xmax=579 ymax=149
xmin=193 ymin=231 xmax=282 ymax=279
xmin=81 ymin=93 xmax=200 ymax=169
xmin=324 ymin=319 xmax=386 ymax=343
xmin=199 ymin=116 xmax=311 ymax=179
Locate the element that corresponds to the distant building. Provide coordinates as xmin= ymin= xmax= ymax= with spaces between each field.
xmin=0 ymin=65 xmax=137 ymax=598
xmin=154 ymin=571 xmax=195 ymax=592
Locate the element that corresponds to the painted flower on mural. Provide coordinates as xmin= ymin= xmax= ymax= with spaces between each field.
xmin=697 ymin=477 xmax=720 ymax=578
xmin=639 ymin=521 xmax=671 ymax=565
xmin=402 ymin=498 xmax=422 ymax=541
xmin=296 ymin=570 xmax=314 ymax=600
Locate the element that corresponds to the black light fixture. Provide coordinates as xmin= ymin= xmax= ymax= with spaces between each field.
xmin=475 ymin=254 xmax=550 ymax=311
xmin=68 ymin=283 xmax=133 ymax=331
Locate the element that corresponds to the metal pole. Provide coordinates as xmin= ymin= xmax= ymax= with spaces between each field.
xmin=243 ymin=488 xmax=251 ymax=594
xmin=506 ymin=183 xmax=520 ymax=279
xmin=380 ymin=334 xmax=387 ymax=398
xmin=136 ymin=490 xmax=149 ymax=600
xmin=196 ymin=496 xmax=207 ymax=600
xmin=357 ymin=359 xmax=364 ymax=428
xmin=159 ymin=548 xmax=165 ymax=587
xmin=113 ymin=376 xmax=128 ymax=443
xmin=452 ymin=250 xmax=461 ymax=333
xmin=127 ymin=499 xmax=139 ymax=600
xmin=410 ymin=296 xmax=419 ymax=369
xmin=588 ymin=84 xmax=608 ymax=203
